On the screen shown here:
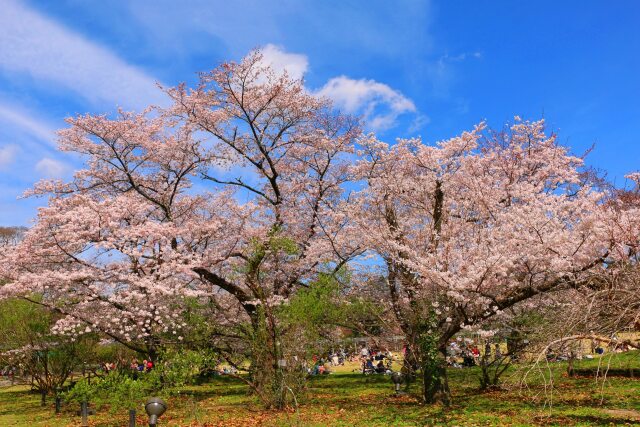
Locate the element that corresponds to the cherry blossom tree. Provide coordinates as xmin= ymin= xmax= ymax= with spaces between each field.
xmin=1 ymin=112 xmax=212 ymax=357
xmin=1 ymin=51 xmax=361 ymax=408
xmin=3 ymin=47 xmax=636 ymax=411
xmin=352 ymin=118 xmax=628 ymax=403
xmin=526 ymin=178 xmax=640 ymax=357
xmin=165 ymin=52 xmax=361 ymax=407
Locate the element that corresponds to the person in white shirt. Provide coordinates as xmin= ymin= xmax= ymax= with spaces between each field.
xmin=360 ymin=346 xmax=369 ymax=359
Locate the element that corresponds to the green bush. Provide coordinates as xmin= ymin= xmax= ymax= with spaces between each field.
xmin=63 ymin=378 xmax=96 ymax=404
xmin=64 ymin=348 xmax=217 ymax=412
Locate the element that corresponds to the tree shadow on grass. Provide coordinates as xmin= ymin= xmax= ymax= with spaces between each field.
xmin=182 ymin=376 xmax=250 ymax=401
xmin=0 ymin=388 xmax=42 ymax=415
xmin=309 ymin=373 xmax=391 ymax=391
xmin=532 ymin=413 xmax=639 ymax=426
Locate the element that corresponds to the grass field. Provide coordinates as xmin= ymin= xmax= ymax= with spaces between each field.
xmin=1 ymin=352 xmax=639 ymax=426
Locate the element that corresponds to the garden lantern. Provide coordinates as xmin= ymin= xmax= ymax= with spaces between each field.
xmin=391 ymin=371 xmax=404 ymax=395
xmin=145 ymin=397 xmax=167 ymax=426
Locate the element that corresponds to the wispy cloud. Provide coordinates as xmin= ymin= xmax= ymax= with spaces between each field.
xmin=35 ymin=157 xmax=68 ymax=178
xmin=125 ymin=0 xmax=433 ymax=59
xmin=425 ymin=51 xmax=483 ymax=99
xmin=0 ymin=0 xmax=166 ymax=110
xmin=0 ymin=145 xmax=18 ymax=168
xmin=316 ymin=76 xmax=416 ymax=131
xmin=440 ymin=51 xmax=483 ymax=63
xmin=0 ymin=102 xmax=57 ymax=147
xmin=408 ymin=114 xmax=431 ymax=134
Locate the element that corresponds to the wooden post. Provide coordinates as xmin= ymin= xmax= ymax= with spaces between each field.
xmin=80 ymin=401 xmax=89 ymax=427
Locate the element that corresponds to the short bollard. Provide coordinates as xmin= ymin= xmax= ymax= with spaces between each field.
xmin=129 ymin=408 xmax=137 ymax=427
xmin=54 ymin=389 xmax=62 ymax=414
xmin=41 ymin=389 xmax=46 ymax=406
xmin=391 ymin=371 xmax=404 ymax=395
xmin=145 ymin=397 xmax=167 ymax=426
xmin=80 ymin=401 xmax=89 ymax=427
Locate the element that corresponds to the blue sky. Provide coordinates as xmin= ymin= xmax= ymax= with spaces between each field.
xmin=1 ymin=0 xmax=639 ymax=226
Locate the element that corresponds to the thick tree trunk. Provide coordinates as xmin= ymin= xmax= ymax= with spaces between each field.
xmin=247 ymin=305 xmax=287 ymax=409
xmin=400 ymin=331 xmax=419 ymax=372
xmin=422 ymin=347 xmax=451 ymax=405
xmin=479 ymin=346 xmax=492 ymax=390
xmin=567 ymin=351 xmax=575 ymax=377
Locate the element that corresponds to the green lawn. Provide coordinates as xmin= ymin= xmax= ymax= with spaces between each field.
xmin=1 ymin=352 xmax=639 ymax=426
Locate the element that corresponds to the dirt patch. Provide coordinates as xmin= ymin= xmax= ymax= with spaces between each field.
xmin=600 ymin=408 xmax=640 ymax=421
xmin=570 ymin=368 xmax=640 ymax=378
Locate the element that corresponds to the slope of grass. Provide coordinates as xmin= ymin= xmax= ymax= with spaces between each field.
xmin=0 ymin=351 xmax=638 ymax=426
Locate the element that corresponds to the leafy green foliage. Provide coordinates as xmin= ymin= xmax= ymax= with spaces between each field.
xmin=0 ymin=297 xmax=96 ymax=394
xmin=280 ymin=269 xmax=385 ymax=345
xmin=94 ymin=372 xmax=148 ymax=411
xmin=64 ymin=348 xmax=218 ymax=412
xmin=151 ymin=348 xmax=218 ymax=394
xmin=63 ymin=378 xmax=96 ymax=404
xmin=281 ymin=272 xmax=344 ymax=331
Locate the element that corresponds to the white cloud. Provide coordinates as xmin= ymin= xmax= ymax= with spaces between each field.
xmin=249 ymin=45 xmax=417 ymax=131
xmin=259 ymin=44 xmax=309 ymax=80
xmin=0 ymin=0 xmax=166 ymax=109
xmin=35 ymin=158 xmax=68 ymax=178
xmin=316 ymin=76 xmax=416 ymax=131
xmin=0 ymin=145 xmax=18 ymax=168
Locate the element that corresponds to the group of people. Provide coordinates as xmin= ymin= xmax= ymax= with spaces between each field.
xmin=101 ymin=362 xmax=117 ymax=372
xmin=0 ymin=366 xmax=17 ymax=383
xmin=545 ymin=337 xmax=632 ymax=362
xmin=307 ymin=348 xmax=349 ymax=375
xmin=308 ymin=352 xmax=338 ymax=375
xmin=90 ymin=359 xmax=155 ymax=375
xmin=307 ymin=346 xmax=396 ymax=375
xmin=216 ymin=365 xmax=238 ymax=375
xmin=446 ymin=340 xmax=483 ymax=368
xmin=309 ymin=359 xmax=332 ymax=375
xmin=360 ymin=347 xmax=394 ymax=374
xmin=128 ymin=359 xmax=154 ymax=372
xmin=327 ymin=349 xmax=347 ymax=366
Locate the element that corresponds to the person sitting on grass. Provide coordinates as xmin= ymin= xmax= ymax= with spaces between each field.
xmin=462 ymin=351 xmax=475 ymax=367
xmin=331 ymin=353 xmax=339 ymax=366
xmin=360 ymin=346 xmax=370 ymax=359
xmin=323 ymin=361 xmax=332 ymax=374
xmin=311 ymin=361 xmax=320 ymax=375
xmin=471 ymin=346 xmax=480 ymax=359
xmin=363 ymin=358 xmax=375 ymax=374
